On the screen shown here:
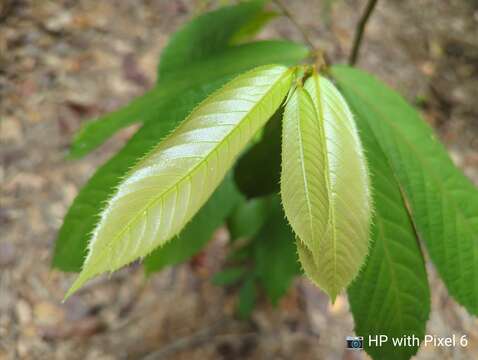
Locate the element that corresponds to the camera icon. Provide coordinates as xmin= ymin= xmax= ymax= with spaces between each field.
xmin=346 ymin=336 xmax=364 ymax=350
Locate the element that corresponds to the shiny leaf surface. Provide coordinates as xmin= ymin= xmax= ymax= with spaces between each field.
xmin=65 ymin=65 xmax=293 ymax=297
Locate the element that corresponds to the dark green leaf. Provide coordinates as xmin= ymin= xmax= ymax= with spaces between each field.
xmin=68 ymin=89 xmax=158 ymax=158
xmin=69 ymin=40 xmax=307 ymax=158
xmin=252 ymin=197 xmax=300 ymax=304
xmin=144 ymin=174 xmax=242 ymax=273
xmin=234 ymin=108 xmax=282 ymax=198
xmin=212 ymin=267 xmax=247 ymax=286
xmin=162 ymin=41 xmax=306 ymax=92
xmin=68 ymin=0 xmax=306 ymax=159
xmin=230 ymin=9 xmax=278 ymax=44
xmin=237 ymin=277 xmax=257 ymax=319
xmin=228 ymin=197 xmax=269 ymax=240
xmin=346 ymin=105 xmax=430 ymax=360
xmin=333 ymin=65 xmax=478 ymax=315
xmin=227 ymin=245 xmax=253 ymax=263
xmin=157 ymin=0 xmax=265 ymax=78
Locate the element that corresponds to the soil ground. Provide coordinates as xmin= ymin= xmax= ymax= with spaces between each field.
xmin=1 ymin=0 xmax=478 ymax=359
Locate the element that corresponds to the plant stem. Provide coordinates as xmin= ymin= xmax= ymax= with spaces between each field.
xmin=273 ymin=0 xmax=315 ymax=50
xmin=349 ymin=0 xmax=379 ymax=65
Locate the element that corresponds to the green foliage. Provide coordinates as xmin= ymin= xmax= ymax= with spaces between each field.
xmin=345 ymin=101 xmax=430 ymax=359
xmin=252 ymin=197 xmax=301 ymax=304
xmin=144 ymin=173 xmax=241 ymax=273
xmin=221 ymin=196 xmax=300 ymax=309
xmin=65 ymin=65 xmax=293 ymax=298
xmin=212 ymin=267 xmax=247 ymax=286
xmin=230 ymin=10 xmax=278 ymax=44
xmin=69 ymin=41 xmax=307 ymax=158
xmin=54 ymin=1 xmax=307 ymax=271
xmin=68 ymin=0 xmax=307 ymax=158
xmin=333 ymin=65 xmax=478 ymax=316
xmin=54 ymin=82 xmax=228 ymax=271
xmin=234 ymin=108 xmax=283 ymax=198
xmin=227 ymin=197 xmax=269 ymax=240
xmin=68 ymin=89 xmax=159 ymax=159
xmin=157 ymin=0 xmax=265 ymax=78
xmin=238 ymin=277 xmax=257 ymax=318
xmin=53 ymin=2 xmax=478 ymax=358
xmin=281 ymin=76 xmax=372 ymax=300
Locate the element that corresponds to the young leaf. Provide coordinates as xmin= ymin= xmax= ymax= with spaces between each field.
xmin=53 ymin=40 xmax=307 ymax=271
xmin=53 ymin=83 xmax=223 ymax=271
xmin=332 ymin=65 xmax=478 ymax=315
xmin=347 ymin=112 xmax=430 ymax=360
xmin=281 ymin=76 xmax=372 ymax=301
xmin=144 ymin=173 xmax=241 ymax=273
xmin=281 ymin=86 xmax=329 ymax=252
xmin=64 ymin=65 xmax=293 ymax=298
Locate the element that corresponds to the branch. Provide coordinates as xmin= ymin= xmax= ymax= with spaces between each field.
xmin=141 ymin=319 xmax=262 ymax=360
xmin=141 ymin=321 xmax=225 ymax=360
xmin=349 ymin=0 xmax=379 ymax=65
xmin=273 ymin=0 xmax=315 ymax=50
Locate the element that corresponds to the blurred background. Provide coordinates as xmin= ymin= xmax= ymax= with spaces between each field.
xmin=1 ymin=0 xmax=477 ymax=358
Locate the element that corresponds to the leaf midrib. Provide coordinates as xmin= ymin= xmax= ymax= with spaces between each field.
xmin=339 ymin=77 xmax=477 ymax=307
xmin=87 ymin=69 xmax=291 ymax=269
xmin=296 ymin=91 xmax=316 ymax=242
xmin=315 ymin=77 xmax=337 ymax=297
xmin=336 ymin=76 xmax=476 ymax=229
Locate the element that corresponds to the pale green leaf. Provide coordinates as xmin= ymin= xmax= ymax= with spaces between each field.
xmin=143 ymin=172 xmax=241 ymax=273
xmin=54 ymin=39 xmax=307 ymax=271
xmin=332 ymin=65 xmax=478 ymax=315
xmin=53 ymin=83 xmax=223 ymax=271
xmin=281 ymin=75 xmax=372 ymax=300
xmin=281 ymin=86 xmax=329 ymax=251
xmin=65 ymin=65 xmax=293 ymax=298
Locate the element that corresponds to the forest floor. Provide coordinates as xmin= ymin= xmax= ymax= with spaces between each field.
xmin=1 ymin=0 xmax=478 ymax=359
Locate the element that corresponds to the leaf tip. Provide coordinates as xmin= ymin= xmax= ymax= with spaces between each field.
xmin=63 ymin=270 xmax=91 ymax=301
xmin=327 ymin=289 xmax=339 ymax=305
